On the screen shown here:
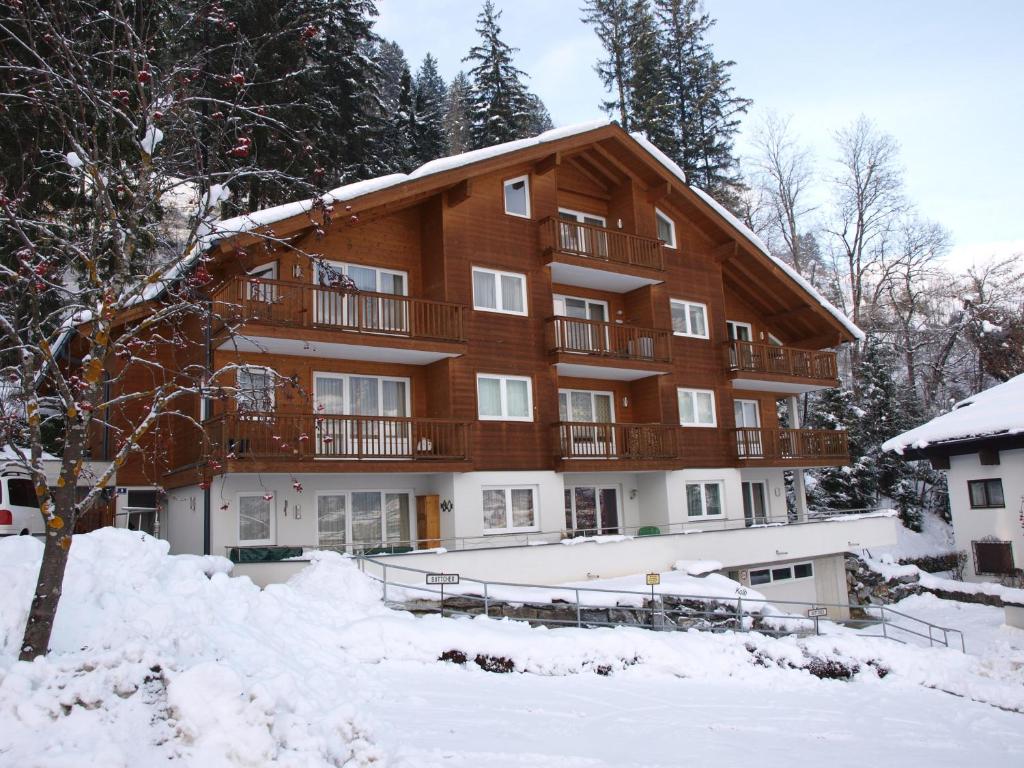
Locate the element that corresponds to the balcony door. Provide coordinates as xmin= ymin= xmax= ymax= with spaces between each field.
xmin=741 ymin=481 xmax=768 ymax=527
xmin=564 ymin=486 xmax=620 ymax=535
xmin=553 ymin=294 xmax=609 ymax=353
xmin=314 ymin=373 xmax=410 ymax=458
xmin=559 ymin=389 xmax=615 ymax=457
xmin=558 ymin=209 xmax=608 ymax=259
xmin=734 ymin=399 xmax=762 ymax=458
xmin=313 ymin=261 xmax=408 ymax=333
xmin=726 ymin=321 xmax=754 ymax=369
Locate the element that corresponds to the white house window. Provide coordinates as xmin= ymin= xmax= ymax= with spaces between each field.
xmin=678 ymin=388 xmax=716 ymax=427
xmin=238 ymin=493 xmax=274 ymax=545
xmin=503 ymin=175 xmax=531 ymax=218
xmin=685 ymin=481 xmax=723 ymax=517
xmin=236 ymin=367 xmax=274 ymax=413
xmin=477 ymin=374 xmax=533 ymax=421
xmin=482 ymin=486 xmax=538 ymax=533
xmin=316 ymin=491 xmax=412 ymax=551
xmin=750 ymin=561 xmax=814 ymax=585
xmin=670 ymin=299 xmax=708 ymax=338
xmin=472 ymin=267 xmax=528 ymax=315
xmin=655 ymin=207 xmax=676 ymax=248
xmin=968 ymin=479 xmax=1004 ymax=509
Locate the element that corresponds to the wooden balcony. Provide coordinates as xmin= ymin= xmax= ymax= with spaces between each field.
xmin=546 ymin=316 xmax=672 ymax=379
xmin=216 ymin=277 xmax=466 ymax=363
xmin=733 ymin=428 xmax=849 ymax=467
xmin=195 ymin=413 xmax=471 ymax=472
xmin=556 ymin=422 xmax=679 ymax=468
xmin=725 ymin=341 xmax=839 ymax=393
xmin=541 ymin=217 xmax=665 ymax=292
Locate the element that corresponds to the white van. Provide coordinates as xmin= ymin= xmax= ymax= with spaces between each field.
xmin=0 ymin=474 xmax=44 ymax=536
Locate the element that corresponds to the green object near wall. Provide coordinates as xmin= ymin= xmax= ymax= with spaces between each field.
xmin=637 ymin=526 xmax=661 ymax=536
xmin=228 ymin=546 xmax=304 ymax=563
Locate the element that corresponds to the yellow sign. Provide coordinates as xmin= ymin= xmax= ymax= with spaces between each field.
xmin=645 ymin=573 xmax=661 ymax=586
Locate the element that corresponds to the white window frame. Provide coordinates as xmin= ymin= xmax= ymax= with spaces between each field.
xmin=677 ymin=388 xmax=717 ymax=427
xmin=727 ymin=321 xmax=753 ymax=342
xmin=558 ymin=388 xmax=616 ymax=423
xmin=655 ymin=207 xmax=676 ymax=248
xmin=552 ymin=294 xmax=609 ymax=320
xmin=750 ymin=561 xmax=814 ymax=585
xmin=558 ymin=207 xmax=607 ymax=227
xmin=236 ymin=366 xmax=275 ymax=412
xmin=249 ymin=260 xmax=278 ymax=280
xmin=503 ymin=175 xmax=531 ymax=218
xmin=670 ymin=299 xmax=710 ymax=339
xmin=313 ymin=372 xmax=412 ymax=416
xmin=472 ymin=266 xmax=528 ymax=316
xmin=734 ymin=398 xmax=761 ymax=428
xmin=237 ymin=492 xmax=275 ymax=546
xmin=481 ymin=485 xmax=540 ymax=534
xmin=476 ymin=373 xmax=534 ymax=422
xmin=564 ymin=484 xmax=621 ymax=534
xmin=685 ymin=481 xmax=724 ymax=518
xmin=315 ymin=489 xmax=415 ymax=550
xmin=314 ymin=260 xmax=408 ymax=295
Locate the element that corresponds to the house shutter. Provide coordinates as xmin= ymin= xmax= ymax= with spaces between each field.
xmin=972 ymin=541 xmax=1015 ymax=575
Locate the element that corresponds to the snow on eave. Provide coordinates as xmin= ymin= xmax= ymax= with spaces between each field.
xmin=882 ymin=373 xmax=1024 ymax=454
xmin=686 ymin=186 xmax=865 ymax=343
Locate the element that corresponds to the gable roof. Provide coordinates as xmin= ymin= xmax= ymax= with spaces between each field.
xmin=883 ymin=373 xmax=1024 ymax=455
xmin=199 ymin=120 xmax=861 ymax=343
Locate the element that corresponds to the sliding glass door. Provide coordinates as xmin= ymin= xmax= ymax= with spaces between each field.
xmin=314 ymin=373 xmax=410 ymax=457
xmin=314 ymin=261 xmax=407 ymax=333
xmin=564 ymin=486 xmax=620 ymax=535
xmin=559 ymin=389 xmax=615 ymax=457
xmin=317 ymin=491 xmax=412 ymax=551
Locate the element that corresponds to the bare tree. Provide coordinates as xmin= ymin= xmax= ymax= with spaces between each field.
xmin=0 ymin=0 xmax=325 ymax=659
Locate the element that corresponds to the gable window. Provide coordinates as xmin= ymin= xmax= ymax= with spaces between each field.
xmin=472 ymin=267 xmax=528 ymax=316
xmin=670 ymin=299 xmax=709 ymax=338
xmin=236 ymin=367 xmax=274 ymax=413
xmin=968 ymin=479 xmax=1005 ymax=508
xmin=477 ymin=374 xmax=533 ymax=421
xmin=686 ymin=481 xmax=723 ymax=517
xmin=238 ymin=493 xmax=274 ymax=545
xmin=655 ymin=207 xmax=676 ymax=248
xmin=678 ymin=388 xmax=716 ymax=427
xmin=482 ymin=486 xmax=538 ymax=533
xmin=503 ymin=175 xmax=531 ymax=218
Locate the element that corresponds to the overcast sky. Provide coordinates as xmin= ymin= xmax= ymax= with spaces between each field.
xmin=376 ymin=0 xmax=1024 ymax=268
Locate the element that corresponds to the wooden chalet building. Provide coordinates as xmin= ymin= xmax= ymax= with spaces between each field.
xmin=99 ymin=120 xmax=896 ymax=606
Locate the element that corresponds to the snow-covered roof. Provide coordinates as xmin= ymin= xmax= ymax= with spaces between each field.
xmin=883 ymin=373 xmax=1024 ymax=454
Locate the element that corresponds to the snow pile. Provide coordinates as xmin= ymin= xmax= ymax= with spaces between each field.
xmin=870 ymin=510 xmax=955 ymax=561
xmin=883 ymin=372 xmax=1024 ymax=452
xmin=672 ymin=559 xmax=722 ymax=576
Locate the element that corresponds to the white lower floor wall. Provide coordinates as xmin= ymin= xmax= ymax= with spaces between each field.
xmin=728 ymin=553 xmax=849 ymax=618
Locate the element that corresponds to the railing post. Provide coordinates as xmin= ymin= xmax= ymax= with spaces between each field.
xmin=382 ymin=563 xmax=388 ymax=603
xmin=880 ymin=605 xmax=888 ymax=640
xmin=736 ymin=594 xmax=743 ymax=632
xmin=575 ymin=588 xmax=582 ymax=628
xmin=484 ymin=581 xmax=490 ymax=619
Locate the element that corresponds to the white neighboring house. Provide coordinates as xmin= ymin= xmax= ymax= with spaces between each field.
xmin=884 ymin=373 xmax=1024 ymax=583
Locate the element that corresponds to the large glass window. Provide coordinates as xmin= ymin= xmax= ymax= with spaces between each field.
xmin=670 ymin=299 xmax=709 ymax=338
xmin=482 ymin=486 xmax=538 ymax=534
xmin=678 ymin=388 xmax=716 ymax=427
xmin=238 ymin=493 xmax=273 ymax=544
xmin=316 ymin=491 xmax=412 ymax=550
xmin=236 ymin=367 xmax=274 ymax=413
xmin=686 ymin=481 xmax=723 ymax=517
xmin=472 ymin=267 xmax=527 ymax=315
xmin=503 ymin=175 xmax=531 ymax=218
xmin=477 ymin=374 xmax=533 ymax=421
xmin=968 ymin=479 xmax=1005 ymax=508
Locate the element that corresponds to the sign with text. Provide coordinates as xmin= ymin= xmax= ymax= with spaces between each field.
xmin=426 ymin=573 xmax=459 ymax=586
xmin=645 ymin=573 xmax=661 ymax=586
xmin=806 ymin=607 xmax=828 ymax=618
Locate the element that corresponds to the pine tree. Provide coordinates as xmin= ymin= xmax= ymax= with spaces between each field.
xmin=523 ymin=93 xmax=554 ymax=135
xmin=444 ymin=71 xmax=473 ymax=154
xmin=581 ymin=0 xmax=634 ymax=126
xmin=463 ymin=1 xmax=535 ymax=149
xmin=625 ymin=0 xmax=675 ymax=151
xmin=412 ymin=54 xmax=449 ymax=165
xmin=372 ymin=40 xmax=417 ymax=173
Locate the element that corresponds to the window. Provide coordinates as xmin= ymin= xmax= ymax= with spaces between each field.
xmin=313 ymin=261 xmax=408 ymax=331
xmin=968 ymin=479 xmax=1005 ymax=508
xmin=685 ymin=481 xmax=723 ymax=517
xmin=678 ymin=388 xmax=716 ymax=427
xmin=503 ymin=175 xmax=531 ymax=218
xmin=472 ymin=267 xmax=528 ymax=315
xmin=482 ymin=486 xmax=538 ymax=533
xmin=236 ymin=367 xmax=274 ymax=413
xmin=247 ymin=261 xmax=278 ymax=302
xmin=750 ymin=561 xmax=813 ymax=585
xmin=477 ymin=374 xmax=533 ymax=421
xmin=316 ymin=491 xmax=412 ymax=551
xmin=655 ymin=207 xmax=676 ymax=248
xmin=238 ymin=493 xmax=274 ymax=545
xmin=5 ymin=478 xmax=39 ymax=508
xmin=726 ymin=321 xmax=753 ymax=342
xmin=972 ymin=540 xmax=1015 ymax=576
xmin=670 ymin=299 xmax=709 ymax=338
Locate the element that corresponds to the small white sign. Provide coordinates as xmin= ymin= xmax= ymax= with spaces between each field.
xmin=806 ymin=607 xmax=828 ymax=618
xmin=426 ymin=573 xmax=459 ymax=586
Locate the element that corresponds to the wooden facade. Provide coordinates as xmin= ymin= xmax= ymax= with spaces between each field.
xmin=90 ymin=124 xmax=856 ymax=491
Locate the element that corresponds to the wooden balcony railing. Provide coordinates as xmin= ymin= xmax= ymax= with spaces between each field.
xmin=557 ymin=422 xmax=678 ymax=461
xmin=733 ymin=428 xmax=849 ymax=462
xmin=203 ymin=413 xmax=471 ymax=462
xmin=222 ymin=277 xmax=465 ymax=342
xmin=541 ymin=217 xmax=665 ymax=271
xmin=726 ymin=341 xmax=838 ymax=382
xmin=546 ymin=317 xmax=672 ymax=363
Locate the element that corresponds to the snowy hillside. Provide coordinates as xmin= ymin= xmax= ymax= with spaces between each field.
xmin=1 ymin=530 xmax=1023 ymax=767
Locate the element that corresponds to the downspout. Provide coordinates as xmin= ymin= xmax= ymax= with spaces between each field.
xmin=203 ymin=297 xmax=212 ymax=556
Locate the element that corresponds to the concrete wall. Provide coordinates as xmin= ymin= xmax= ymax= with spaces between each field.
xmin=946 ymin=449 xmax=1024 ymax=582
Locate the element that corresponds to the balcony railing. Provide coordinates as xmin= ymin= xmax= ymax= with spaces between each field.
xmin=222 ymin=276 xmax=465 ymax=343
xmin=204 ymin=413 xmax=471 ymax=462
xmin=734 ymin=428 xmax=849 ymax=462
xmin=726 ymin=341 xmax=838 ymax=382
xmin=557 ymin=422 xmax=678 ymax=461
xmin=546 ymin=317 xmax=672 ymax=363
xmin=541 ymin=217 xmax=665 ymax=271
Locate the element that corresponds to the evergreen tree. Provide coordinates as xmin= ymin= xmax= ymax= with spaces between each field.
xmin=625 ymin=0 xmax=675 ymax=151
xmin=372 ymin=40 xmax=416 ymax=173
xmin=444 ymin=71 xmax=473 ymax=154
xmin=581 ymin=0 xmax=634 ymax=126
xmin=523 ymin=93 xmax=555 ymax=135
xmin=412 ymin=54 xmax=449 ymax=165
xmin=463 ymin=1 xmax=535 ymax=149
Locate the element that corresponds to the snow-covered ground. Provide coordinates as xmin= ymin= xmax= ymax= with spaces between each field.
xmin=1 ymin=529 xmax=1023 ymax=767
xmin=869 ymin=509 xmax=955 ymax=560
